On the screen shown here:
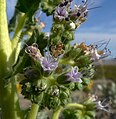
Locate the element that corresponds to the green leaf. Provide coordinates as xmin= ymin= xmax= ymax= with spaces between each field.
xmin=86 ymin=111 xmax=96 ymax=118
xmin=36 ymin=32 xmax=48 ymax=52
xmin=16 ymin=0 xmax=41 ymax=19
xmin=75 ymin=55 xmax=91 ymax=68
xmin=63 ymin=109 xmax=95 ymax=119
xmin=57 ymin=73 xmax=68 ymax=84
xmin=41 ymin=0 xmax=62 ymax=16
xmin=12 ymin=53 xmax=32 ymax=75
xmin=62 ymin=31 xmax=74 ymax=43
xmin=75 ymin=83 xmax=83 ymax=90
xmin=83 ymin=100 xmax=96 ymax=110
xmin=83 ymin=78 xmax=90 ymax=85
xmin=63 ymin=109 xmax=78 ymax=119
xmin=69 ymin=48 xmax=82 ymax=59
xmin=34 ymin=92 xmax=44 ymax=104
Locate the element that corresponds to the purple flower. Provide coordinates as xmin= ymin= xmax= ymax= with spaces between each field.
xmin=96 ymin=100 xmax=111 ymax=113
xmin=54 ymin=6 xmax=68 ymax=20
xmin=89 ymin=47 xmax=111 ymax=61
xmin=66 ymin=66 xmax=82 ymax=83
xmin=89 ymin=94 xmax=111 ymax=113
xmin=40 ymin=54 xmax=58 ymax=71
xmin=90 ymin=48 xmax=101 ymax=61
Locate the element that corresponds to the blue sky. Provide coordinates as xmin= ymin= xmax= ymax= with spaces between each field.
xmin=7 ymin=0 xmax=116 ymax=58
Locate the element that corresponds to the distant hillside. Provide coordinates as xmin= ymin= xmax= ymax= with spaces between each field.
xmin=94 ymin=58 xmax=116 ymax=65
xmin=93 ymin=58 xmax=116 ymax=81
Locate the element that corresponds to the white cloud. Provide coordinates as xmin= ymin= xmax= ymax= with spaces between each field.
xmin=76 ymin=22 xmax=116 ymax=33
xmin=75 ymin=32 xmax=116 ymax=42
xmin=76 ymin=26 xmax=103 ymax=32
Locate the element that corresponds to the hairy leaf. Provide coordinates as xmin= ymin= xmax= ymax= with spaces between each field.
xmin=16 ymin=0 xmax=41 ymax=19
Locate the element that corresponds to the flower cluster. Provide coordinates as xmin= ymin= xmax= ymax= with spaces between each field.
xmin=23 ymin=38 xmax=111 ymax=110
xmin=14 ymin=0 xmax=111 ymax=116
xmin=74 ymin=41 xmax=111 ymax=61
xmin=25 ymin=43 xmax=58 ymax=72
xmin=54 ymin=0 xmax=88 ymax=27
xmin=22 ymin=41 xmax=92 ymax=108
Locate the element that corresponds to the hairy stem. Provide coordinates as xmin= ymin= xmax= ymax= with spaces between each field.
xmin=0 ymin=78 xmax=24 ymax=119
xmin=0 ymin=0 xmax=24 ymax=118
xmin=11 ymin=13 xmax=27 ymax=64
xmin=65 ymin=103 xmax=86 ymax=110
xmin=0 ymin=0 xmax=12 ymax=70
xmin=51 ymin=106 xmax=63 ymax=119
xmin=27 ymin=103 xmax=39 ymax=119
xmin=11 ymin=13 xmax=27 ymax=49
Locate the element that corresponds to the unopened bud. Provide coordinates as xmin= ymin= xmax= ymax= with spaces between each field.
xmin=69 ymin=22 xmax=76 ymax=29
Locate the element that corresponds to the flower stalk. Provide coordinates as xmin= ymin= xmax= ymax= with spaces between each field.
xmin=27 ymin=103 xmax=39 ymax=119
xmin=0 ymin=78 xmax=24 ymax=119
xmin=0 ymin=0 xmax=12 ymax=73
xmin=51 ymin=106 xmax=63 ymax=119
xmin=11 ymin=13 xmax=27 ymax=49
xmin=65 ymin=103 xmax=86 ymax=110
xmin=0 ymin=0 xmax=24 ymax=118
xmin=11 ymin=13 xmax=27 ymax=64
xmin=51 ymin=103 xmax=85 ymax=119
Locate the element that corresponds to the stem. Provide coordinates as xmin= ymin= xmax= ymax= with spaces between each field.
xmin=65 ymin=103 xmax=86 ymax=110
xmin=51 ymin=106 xmax=63 ymax=119
xmin=11 ymin=13 xmax=27 ymax=49
xmin=0 ymin=0 xmax=24 ymax=118
xmin=11 ymin=13 xmax=27 ymax=64
xmin=51 ymin=103 xmax=85 ymax=119
xmin=0 ymin=78 xmax=24 ymax=119
xmin=27 ymin=103 xmax=39 ymax=119
xmin=0 ymin=0 xmax=12 ymax=70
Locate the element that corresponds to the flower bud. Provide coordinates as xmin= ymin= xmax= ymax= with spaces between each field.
xmin=24 ymin=68 xmax=39 ymax=80
xmin=57 ymin=73 xmax=69 ymax=84
xmin=69 ymin=22 xmax=76 ymax=30
xmin=36 ymin=80 xmax=47 ymax=92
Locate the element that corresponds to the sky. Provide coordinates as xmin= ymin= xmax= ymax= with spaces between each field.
xmin=7 ymin=0 xmax=116 ymax=58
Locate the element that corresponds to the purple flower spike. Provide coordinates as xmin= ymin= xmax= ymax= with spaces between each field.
xmin=66 ymin=66 xmax=82 ymax=83
xmin=40 ymin=54 xmax=58 ymax=71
